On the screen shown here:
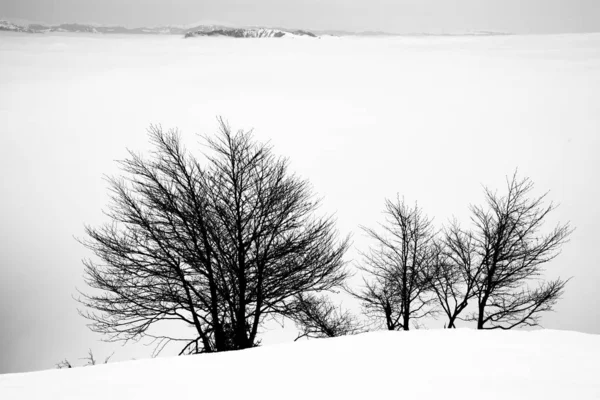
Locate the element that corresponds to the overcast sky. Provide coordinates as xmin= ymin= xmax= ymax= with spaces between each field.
xmin=1 ymin=0 xmax=600 ymax=33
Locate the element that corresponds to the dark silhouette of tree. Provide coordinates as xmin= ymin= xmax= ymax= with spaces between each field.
xmin=284 ymin=293 xmax=360 ymax=340
xmin=78 ymin=119 xmax=350 ymax=354
xmin=433 ymin=172 xmax=572 ymax=329
xmin=349 ymin=197 xmax=438 ymax=331
xmin=430 ymin=223 xmax=480 ymax=328
xmin=56 ymin=359 xmax=72 ymax=369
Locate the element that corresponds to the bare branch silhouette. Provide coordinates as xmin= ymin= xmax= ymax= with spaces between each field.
xmin=284 ymin=293 xmax=361 ymax=340
xmin=447 ymin=172 xmax=572 ymax=329
xmin=77 ymin=118 xmax=350 ymax=354
xmin=349 ymin=198 xmax=438 ymax=330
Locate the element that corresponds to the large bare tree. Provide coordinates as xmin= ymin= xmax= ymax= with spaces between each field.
xmin=349 ymin=198 xmax=438 ymax=331
xmin=78 ymin=119 xmax=350 ymax=354
xmin=432 ymin=173 xmax=573 ymax=329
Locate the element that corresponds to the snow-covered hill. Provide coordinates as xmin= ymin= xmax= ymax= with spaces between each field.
xmin=0 ymin=20 xmax=318 ymax=37
xmin=28 ymin=23 xmax=188 ymax=35
xmin=184 ymin=27 xmax=317 ymax=38
xmin=1 ymin=330 xmax=598 ymax=399
xmin=0 ymin=19 xmax=507 ymax=38
xmin=0 ymin=20 xmax=35 ymax=33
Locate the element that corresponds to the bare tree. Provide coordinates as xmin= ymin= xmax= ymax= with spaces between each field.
xmin=81 ymin=348 xmax=97 ymax=366
xmin=56 ymin=359 xmax=72 ymax=369
xmin=78 ymin=118 xmax=350 ymax=355
xmin=285 ymin=293 xmax=361 ymax=340
xmin=430 ymin=223 xmax=480 ymax=328
xmin=441 ymin=172 xmax=573 ymax=329
xmin=349 ymin=197 xmax=438 ymax=331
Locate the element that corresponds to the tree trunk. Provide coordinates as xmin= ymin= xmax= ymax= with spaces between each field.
xmin=477 ymin=295 xmax=488 ymax=329
xmin=403 ymin=306 xmax=410 ymax=331
xmin=235 ymin=247 xmax=249 ymax=349
xmin=447 ymin=315 xmax=456 ymax=328
xmin=235 ymin=280 xmax=248 ymax=349
xmin=384 ymin=303 xmax=394 ymax=330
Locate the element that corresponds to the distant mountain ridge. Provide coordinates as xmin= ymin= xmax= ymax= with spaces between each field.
xmin=1 ymin=19 xmax=511 ymax=37
xmin=313 ymin=29 xmax=512 ymax=37
xmin=1 ymin=20 xmax=189 ymax=34
xmin=184 ymin=27 xmax=317 ymax=38
xmin=0 ymin=20 xmax=37 ymax=33
xmin=0 ymin=20 xmax=318 ymax=38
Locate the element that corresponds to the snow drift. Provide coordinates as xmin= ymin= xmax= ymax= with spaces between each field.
xmin=1 ymin=329 xmax=598 ymax=399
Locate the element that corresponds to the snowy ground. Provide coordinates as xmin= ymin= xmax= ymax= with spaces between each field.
xmin=1 ymin=32 xmax=600 ymax=373
xmin=1 ymin=329 xmax=599 ymax=399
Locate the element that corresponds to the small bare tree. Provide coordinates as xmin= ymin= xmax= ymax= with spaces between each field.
xmin=285 ymin=293 xmax=361 ymax=340
xmin=56 ymin=359 xmax=72 ymax=369
xmin=81 ymin=348 xmax=97 ymax=366
xmin=433 ymin=172 xmax=573 ymax=329
xmin=350 ymin=197 xmax=438 ymax=331
xmin=80 ymin=349 xmax=114 ymax=366
xmin=470 ymin=173 xmax=572 ymax=329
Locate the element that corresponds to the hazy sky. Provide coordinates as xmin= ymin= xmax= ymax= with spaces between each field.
xmin=1 ymin=0 xmax=600 ymax=33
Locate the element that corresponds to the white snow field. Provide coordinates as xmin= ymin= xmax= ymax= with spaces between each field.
xmin=1 ymin=32 xmax=600 ymax=373
xmin=1 ymin=329 xmax=599 ymax=399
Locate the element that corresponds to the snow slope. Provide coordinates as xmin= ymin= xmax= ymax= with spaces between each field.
xmin=0 ymin=330 xmax=598 ymax=399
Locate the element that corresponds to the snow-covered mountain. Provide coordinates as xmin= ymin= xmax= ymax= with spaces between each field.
xmin=15 ymin=22 xmax=187 ymax=34
xmin=1 ymin=19 xmax=510 ymax=38
xmin=0 ymin=20 xmax=318 ymax=37
xmin=1 ymin=329 xmax=599 ymax=399
xmin=0 ymin=20 xmax=36 ymax=33
xmin=30 ymin=23 xmax=100 ymax=33
xmin=184 ymin=26 xmax=317 ymax=38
